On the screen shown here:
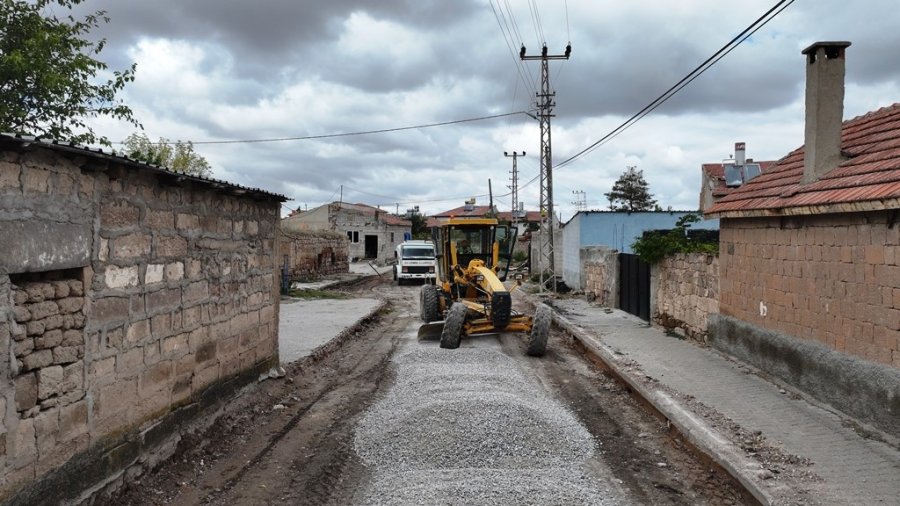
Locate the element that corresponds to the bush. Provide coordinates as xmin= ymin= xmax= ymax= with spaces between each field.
xmin=631 ymin=213 xmax=718 ymax=264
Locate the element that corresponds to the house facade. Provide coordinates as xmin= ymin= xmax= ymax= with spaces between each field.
xmin=706 ymin=41 xmax=900 ymax=437
xmin=282 ymin=202 xmax=410 ymax=265
xmin=561 ymin=210 xmax=720 ymax=290
xmin=0 ymin=134 xmax=285 ymax=502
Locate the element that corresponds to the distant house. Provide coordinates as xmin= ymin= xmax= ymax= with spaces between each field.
xmin=561 ymin=210 xmax=720 ymax=289
xmin=282 ymin=202 xmax=410 ymax=264
xmin=705 ymin=41 xmax=900 ymax=437
xmin=699 ymin=142 xmax=776 ymax=212
xmin=430 ymin=200 xmax=542 ymax=235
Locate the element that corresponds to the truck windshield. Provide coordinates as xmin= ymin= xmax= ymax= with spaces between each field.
xmin=401 ymin=247 xmax=433 ymax=259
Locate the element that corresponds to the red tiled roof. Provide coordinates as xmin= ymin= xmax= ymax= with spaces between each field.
xmin=706 ymin=103 xmax=900 ymax=217
xmin=431 ymin=205 xmax=542 ymax=222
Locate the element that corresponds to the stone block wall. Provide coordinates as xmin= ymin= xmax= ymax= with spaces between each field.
xmin=581 ymin=246 xmax=619 ymax=307
xmin=278 ymin=228 xmax=349 ymax=279
xmin=0 ymin=144 xmax=281 ymax=503
xmin=718 ymin=212 xmax=899 ymax=367
xmin=653 ymin=253 xmax=719 ymax=340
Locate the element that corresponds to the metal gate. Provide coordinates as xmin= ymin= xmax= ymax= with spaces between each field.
xmin=619 ymin=253 xmax=650 ymax=321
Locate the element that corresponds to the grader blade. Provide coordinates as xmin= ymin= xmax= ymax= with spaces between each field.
xmin=417 ymin=321 xmax=445 ymax=340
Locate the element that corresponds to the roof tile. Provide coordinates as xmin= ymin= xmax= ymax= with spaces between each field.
xmin=707 ymin=103 xmax=900 ymax=216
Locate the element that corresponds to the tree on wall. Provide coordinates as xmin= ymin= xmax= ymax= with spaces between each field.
xmin=604 ymin=166 xmax=658 ymax=211
xmin=122 ymin=133 xmax=212 ymax=177
xmin=0 ymin=0 xmax=139 ymax=146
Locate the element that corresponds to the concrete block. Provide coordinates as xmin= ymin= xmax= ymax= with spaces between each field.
xmin=125 ymin=319 xmax=150 ymax=344
xmin=60 ymin=361 xmax=83 ymax=394
xmin=139 ymin=360 xmax=173 ymax=397
xmin=165 ymin=261 xmax=184 ymax=281
xmin=111 ymin=233 xmax=151 ymax=260
xmin=156 ymin=235 xmax=187 ymax=257
xmin=145 ymin=209 xmax=174 ymax=230
xmin=53 ymin=346 xmax=81 ymax=365
xmin=14 ymin=372 xmax=38 ymax=412
xmin=91 ymin=297 xmax=129 ymax=324
xmin=105 ymin=265 xmax=139 ymax=289
xmin=0 ymin=160 xmax=20 ymax=190
xmin=0 ymin=221 xmax=92 ymax=274
xmin=99 ymin=199 xmax=140 ymax=229
xmin=58 ymin=399 xmax=88 ymax=441
xmin=61 ymin=329 xmax=83 ymax=347
xmin=37 ymin=365 xmax=64 ymax=399
xmin=145 ymin=288 xmax=180 ymax=313
xmin=34 ymin=408 xmax=60 ymax=455
xmin=150 ymin=312 xmax=172 ymax=337
xmin=116 ymin=348 xmax=143 ymax=378
xmin=145 ymin=263 xmax=165 ymax=284
xmin=23 ymin=167 xmax=50 ymax=193
xmin=90 ymin=356 xmax=116 ymax=382
xmin=162 ymin=333 xmax=189 ymax=358
xmin=176 ymin=213 xmax=199 ymax=230
xmin=10 ymin=417 xmax=37 ymax=464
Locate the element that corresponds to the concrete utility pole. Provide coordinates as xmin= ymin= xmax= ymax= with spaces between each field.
xmin=504 ymin=151 xmax=525 ymax=228
xmin=521 ymin=42 xmax=571 ymax=293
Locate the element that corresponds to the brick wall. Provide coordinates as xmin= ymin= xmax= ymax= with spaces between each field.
xmin=0 ymin=145 xmax=281 ymax=502
xmin=278 ymin=228 xmax=349 ymax=279
xmin=719 ymin=213 xmax=900 ymax=367
xmin=653 ymin=253 xmax=719 ymax=340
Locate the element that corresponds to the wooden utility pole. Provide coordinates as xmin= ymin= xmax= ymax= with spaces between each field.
xmin=521 ymin=43 xmax=571 ymax=292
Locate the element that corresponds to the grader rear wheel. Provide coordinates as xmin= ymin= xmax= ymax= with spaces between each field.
xmin=439 ymin=303 xmax=467 ymax=349
xmin=526 ymin=305 xmax=551 ymax=357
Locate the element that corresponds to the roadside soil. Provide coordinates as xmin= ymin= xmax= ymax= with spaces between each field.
xmin=111 ymin=276 xmax=752 ymax=505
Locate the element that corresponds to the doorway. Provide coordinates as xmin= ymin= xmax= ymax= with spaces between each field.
xmin=364 ymin=235 xmax=378 ymax=259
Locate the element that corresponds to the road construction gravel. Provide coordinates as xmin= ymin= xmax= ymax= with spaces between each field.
xmin=354 ymin=347 xmax=620 ymax=504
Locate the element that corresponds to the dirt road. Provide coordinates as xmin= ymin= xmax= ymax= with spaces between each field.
xmin=112 ymin=276 xmax=751 ymax=505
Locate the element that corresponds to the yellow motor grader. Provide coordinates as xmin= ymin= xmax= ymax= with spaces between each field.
xmin=417 ymin=217 xmax=550 ymax=356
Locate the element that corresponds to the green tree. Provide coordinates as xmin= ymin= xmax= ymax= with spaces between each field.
xmin=604 ymin=166 xmax=657 ymax=211
xmin=406 ymin=210 xmax=430 ymax=240
xmin=122 ymin=133 xmax=212 ymax=177
xmin=0 ymin=0 xmax=139 ymax=146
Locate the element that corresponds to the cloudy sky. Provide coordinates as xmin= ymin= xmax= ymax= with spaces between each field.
xmin=75 ymin=0 xmax=900 ymax=220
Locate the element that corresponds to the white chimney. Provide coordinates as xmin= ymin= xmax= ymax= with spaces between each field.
xmin=734 ymin=142 xmax=746 ymax=166
xmin=801 ymin=41 xmax=851 ymax=184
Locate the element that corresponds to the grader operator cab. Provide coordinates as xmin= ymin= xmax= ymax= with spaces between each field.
xmin=417 ymin=218 xmax=550 ymax=356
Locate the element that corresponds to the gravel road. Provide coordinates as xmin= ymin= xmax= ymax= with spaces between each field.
xmin=354 ymin=346 xmax=623 ymax=504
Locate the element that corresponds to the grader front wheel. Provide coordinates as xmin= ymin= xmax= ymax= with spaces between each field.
xmin=440 ymin=303 xmax=467 ymax=349
xmin=526 ymin=305 xmax=551 ymax=357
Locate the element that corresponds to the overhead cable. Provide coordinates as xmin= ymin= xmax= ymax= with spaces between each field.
xmin=554 ymin=0 xmax=795 ymax=170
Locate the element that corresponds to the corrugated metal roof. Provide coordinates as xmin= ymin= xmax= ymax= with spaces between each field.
xmin=706 ymin=103 xmax=900 ymax=217
xmin=0 ymin=133 xmax=288 ymax=201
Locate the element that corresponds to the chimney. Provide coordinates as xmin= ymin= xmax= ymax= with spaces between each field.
xmin=801 ymin=41 xmax=851 ymax=183
xmin=734 ymin=142 xmax=746 ymax=166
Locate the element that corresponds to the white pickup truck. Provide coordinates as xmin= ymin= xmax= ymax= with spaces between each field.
xmin=393 ymin=240 xmax=436 ymax=285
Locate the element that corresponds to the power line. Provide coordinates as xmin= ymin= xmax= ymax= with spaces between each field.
xmin=554 ymin=0 xmax=795 ymax=170
xmin=489 ymin=1 xmax=538 ymax=97
xmin=117 ymin=110 xmax=532 ymax=146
